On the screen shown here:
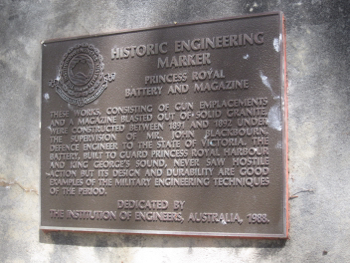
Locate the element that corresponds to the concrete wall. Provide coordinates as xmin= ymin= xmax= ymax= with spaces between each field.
xmin=0 ymin=0 xmax=349 ymax=262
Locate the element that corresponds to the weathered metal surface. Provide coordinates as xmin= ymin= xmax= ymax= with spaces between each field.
xmin=41 ymin=12 xmax=287 ymax=238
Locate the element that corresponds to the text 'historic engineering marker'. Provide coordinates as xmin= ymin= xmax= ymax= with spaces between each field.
xmin=41 ymin=12 xmax=288 ymax=238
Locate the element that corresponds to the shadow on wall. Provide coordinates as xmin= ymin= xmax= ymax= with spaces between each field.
xmin=40 ymin=230 xmax=286 ymax=248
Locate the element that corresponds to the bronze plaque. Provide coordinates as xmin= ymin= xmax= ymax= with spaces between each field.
xmin=41 ymin=12 xmax=288 ymax=238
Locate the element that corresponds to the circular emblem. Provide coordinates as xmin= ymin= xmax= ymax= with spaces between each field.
xmin=67 ymin=54 xmax=94 ymax=87
xmin=50 ymin=43 xmax=115 ymax=106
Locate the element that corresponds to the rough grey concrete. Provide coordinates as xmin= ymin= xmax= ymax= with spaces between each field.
xmin=0 ymin=0 xmax=349 ymax=262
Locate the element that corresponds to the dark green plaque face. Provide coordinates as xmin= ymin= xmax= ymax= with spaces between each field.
xmin=41 ymin=12 xmax=288 ymax=238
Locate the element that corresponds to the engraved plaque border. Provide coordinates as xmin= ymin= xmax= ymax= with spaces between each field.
xmin=41 ymin=12 xmax=288 ymax=239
